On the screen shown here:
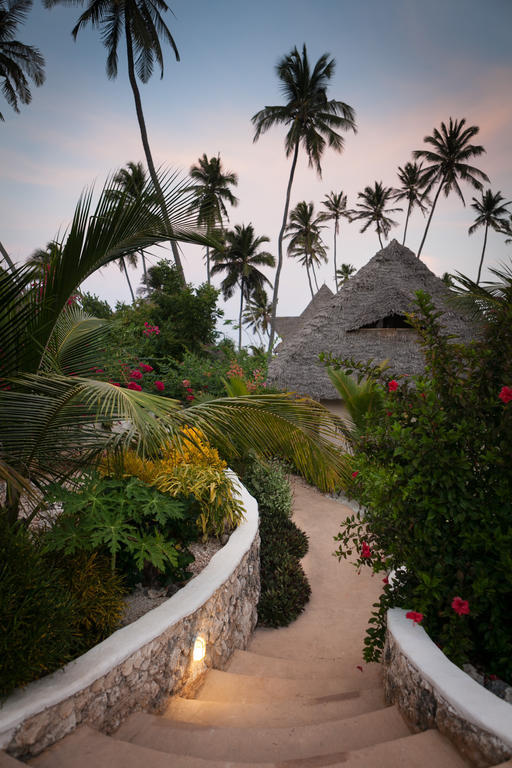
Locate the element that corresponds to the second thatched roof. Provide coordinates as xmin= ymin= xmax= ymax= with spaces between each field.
xmin=268 ymin=240 xmax=477 ymax=400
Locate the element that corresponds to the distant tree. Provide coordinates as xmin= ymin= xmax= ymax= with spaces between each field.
xmin=285 ymin=201 xmax=327 ymax=298
xmin=112 ymin=161 xmax=154 ymax=281
xmin=189 ymin=153 xmax=238 ymax=284
xmin=350 ymin=182 xmax=401 ymax=248
xmin=336 ymin=263 xmax=356 ymax=286
xmin=252 ymin=43 xmax=356 ymax=354
xmin=45 ymin=0 xmax=187 ymax=281
xmin=318 ymin=190 xmax=350 ymax=290
xmin=441 ymin=272 xmax=454 ymax=288
xmin=0 ymin=0 xmax=45 ymax=121
xmin=391 ymin=162 xmax=430 ymax=246
xmin=211 ymin=224 xmax=275 ymax=351
xmin=79 ymin=291 xmax=113 ymax=319
xmin=25 ymin=240 xmax=61 ymax=268
xmin=468 ymin=189 xmax=511 ymax=284
xmin=413 ymin=117 xmax=489 ymax=258
xmin=242 ymin=288 xmax=273 ymax=347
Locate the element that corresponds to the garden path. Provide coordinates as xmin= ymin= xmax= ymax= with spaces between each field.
xmin=26 ymin=479 xmax=483 ymax=767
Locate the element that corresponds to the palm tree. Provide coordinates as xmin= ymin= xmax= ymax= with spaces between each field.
xmin=0 ymin=0 xmax=45 ymax=121
xmin=391 ymin=162 xmax=431 ymax=246
xmin=189 ymin=153 xmax=239 ymax=284
xmin=468 ymin=189 xmax=511 ymax=284
xmin=26 ymin=240 xmax=61 ymax=268
xmin=336 ymin=263 xmax=356 ymax=286
xmin=242 ymin=288 xmax=273 ymax=347
xmin=252 ymin=44 xmax=356 ymax=354
xmin=285 ymin=201 xmax=327 ymax=299
xmin=0 ymin=173 xmax=349 ymax=523
xmin=318 ymin=191 xmax=349 ymax=290
xmin=45 ymin=0 xmax=187 ymax=282
xmin=350 ymin=182 xmax=401 ymax=248
xmin=211 ymin=224 xmax=275 ymax=351
xmin=413 ymin=117 xmax=489 ymax=258
xmin=113 ymin=161 xmax=153 ymax=281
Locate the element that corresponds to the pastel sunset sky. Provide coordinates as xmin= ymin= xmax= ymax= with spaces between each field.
xmin=2 ymin=0 xmax=511 ymax=341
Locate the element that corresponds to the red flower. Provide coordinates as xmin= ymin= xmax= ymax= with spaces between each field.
xmin=386 ymin=410 xmax=392 ymax=417
xmin=182 ymin=379 xmax=191 ymax=387
xmin=154 ymin=380 xmax=165 ymax=392
xmin=352 ymin=470 xmax=359 ymax=478
xmin=406 ymin=611 xmax=424 ymax=624
xmin=186 ymin=394 xmax=195 ymax=401
xmin=451 ymin=596 xmax=470 ymax=616
xmin=109 ymin=381 xmax=120 ymax=387
xmin=382 ymin=576 xmax=389 ymax=584
xmin=498 ymin=385 xmax=512 ymax=404
xmin=186 ymin=387 xmax=194 ymax=393
xmin=130 ymin=370 xmax=143 ymax=380
xmin=356 ymin=665 xmax=363 ymax=672
xmin=388 ymin=380 xmax=399 ymax=392
xmin=361 ymin=542 xmax=372 ymax=559
xmin=127 ymin=382 xmax=142 ymax=391
xmin=140 ymin=364 xmax=154 ymax=373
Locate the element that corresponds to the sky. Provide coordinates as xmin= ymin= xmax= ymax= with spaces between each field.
xmin=2 ymin=0 xmax=512 ymax=344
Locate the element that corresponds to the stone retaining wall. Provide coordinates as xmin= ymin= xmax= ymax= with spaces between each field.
xmin=0 ymin=474 xmax=259 ymax=759
xmin=384 ymin=608 xmax=512 ymax=767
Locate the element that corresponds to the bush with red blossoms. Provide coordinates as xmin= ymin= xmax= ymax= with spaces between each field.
xmin=330 ymin=289 xmax=512 ymax=680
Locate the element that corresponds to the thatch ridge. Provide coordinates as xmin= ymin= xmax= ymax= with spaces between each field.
xmin=268 ymin=240 xmax=477 ymax=400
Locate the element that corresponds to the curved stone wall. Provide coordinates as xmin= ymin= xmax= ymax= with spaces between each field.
xmin=384 ymin=608 xmax=512 ymax=768
xmin=0 ymin=473 xmax=259 ymax=759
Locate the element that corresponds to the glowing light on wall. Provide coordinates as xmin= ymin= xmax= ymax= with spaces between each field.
xmin=192 ymin=635 xmax=206 ymax=662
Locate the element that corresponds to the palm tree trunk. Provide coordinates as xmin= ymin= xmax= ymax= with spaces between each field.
xmin=121 ymin=256 xmax=136 ymax=303
xmin=267 ymin=141 xmax=300 ymax=356
xmin=305 ymin=260 xmax=314 ymax=299
xmin=377 ymin=226 xmax=383 ymax=249
xmin=238 ymin=283 xmax=244 ymax=351
xmin=124 ymin=17 xmax=185 ymax=285
xmin=311 ymin=259 xmax=319 ymax=292
xmin=476 ymin=222 xmax=489 ymax=284
xmin=402 ymin=200 xmax=412 ymax=245
xmin=333 ymin=222 xmax=338 ymax=291
xmin=417 ymin=177 xmax=445 ymax=259
xmin=0 ymin=240 xmax=17 ymax=277
xmin=140 ymin=250 xmax=147 ymax=282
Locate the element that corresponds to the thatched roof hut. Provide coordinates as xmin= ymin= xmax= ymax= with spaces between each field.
xmin=274 ymin=283 xmax=333 ymax=343
xmin=268 ymin=240 xmax=476 ymax=400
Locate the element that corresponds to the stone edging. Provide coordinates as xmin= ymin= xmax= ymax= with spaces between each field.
xmin=0 ymin=472 xmax=259 ymax=758
xmin=384 ymin=607 xmax=512 ymax=767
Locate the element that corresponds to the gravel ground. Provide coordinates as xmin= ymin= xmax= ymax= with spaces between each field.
xmin=120 ymin=538 xmax=223 ymax=627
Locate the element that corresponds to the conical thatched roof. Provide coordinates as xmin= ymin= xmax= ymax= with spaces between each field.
xmin=268 ymin=240 xmax=477 ymax=400
xmin=274 ymin=284 xmax=334 ymax=343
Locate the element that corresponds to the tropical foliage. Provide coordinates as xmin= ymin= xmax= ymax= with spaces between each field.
xmin=468 ymin=189 xmax=511 ymax=283
xmin=285 ymin=201 xmax=327 ymax=298
xmin=319 ymin=190 xmax=349 ymax=290
xmin=350 ymin=181 xmax=401 ymax=248
xmin=391 ymin=162 xmax=430 ymax=246
xmin=252 ymin=43 xmax=356 ymax=353
xmin=0 ymin=0 xmax=44 ymax=121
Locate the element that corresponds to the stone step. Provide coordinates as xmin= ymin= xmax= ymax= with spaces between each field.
xmin=195 ymin=669 xmax=380 ymax=703
xmin=114 ymin=706 xmax=411 ymax=762
xmin=164 ymin=686 xmax=387 ymax=727
xmin=28 ymin=726 xmax=268 ymax=768
xmin=226 ymin=649 xmax=381 ymax=684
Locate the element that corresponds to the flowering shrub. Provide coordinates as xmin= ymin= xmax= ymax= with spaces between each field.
xmin=330 ymin=291 xmax=512 ymax=680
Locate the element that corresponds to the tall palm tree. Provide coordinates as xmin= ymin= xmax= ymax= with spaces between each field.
xmin=336 ymin=263 xmax=356 ymax=286
xmin=468 ymin=189 xmax=511 ymax=284
xmin=350 ymin=182 xmax=401 ymax=248
xmin=318 ymin=190 xmax=349 ymax=290
xmin=252 ymin=44 xmax=356 ymax=354
xmin=211 ymin=224 xmax=275 ymax=351
xmin=285 ymin=201 xmax=327 ymax=298
xmin=45 ymin=0 xmax=187 ymax=282
xmin=242 ymin=287 xmax=273 ymax=347
xmin=413 ymin=117 xmax=489 ymax=258
xmin=0 ymin=0 xmax=44 ymax=121
xmin=189 ymin=153 xmax=239 ymax=284
xmin=391 ymin=162 xmax=431 ymax=246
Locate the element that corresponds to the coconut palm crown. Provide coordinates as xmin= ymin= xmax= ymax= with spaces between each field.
xmin=285 ymin=201 xmax=327 ymax=299
xmin=0 ymin=0 xmax=45 ymax=121
xmin=189 ymin=153 xmax=239 ymax=284
xmin=318 ymin=190 xmax=349 ymax=290
xmin=350 ymin=181 xmax=401 ymax=248
xmin=468 ymin=189 xmax=511 ymax=284
xmin=252 ymin=43 xmax=356 ymax=355
xmin=413 ymin=117 xmax=489 ymax=258
xmin=391 ymin=162 xmax=431 ymax=246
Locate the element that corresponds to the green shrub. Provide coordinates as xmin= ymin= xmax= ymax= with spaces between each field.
xmin=0 ymin=517 xmax=77 ymax=697
xmin=242 ymin=458 xmax=310 ymax=627
xmin=331 ymin=290 xmax=512 ymax=680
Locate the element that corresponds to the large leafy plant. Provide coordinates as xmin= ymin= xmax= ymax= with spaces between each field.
xmin=330 ymin=288 xmax=512 ymax=680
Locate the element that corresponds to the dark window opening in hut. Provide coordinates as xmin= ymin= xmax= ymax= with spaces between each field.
xmin=358 ymin=314 xmax=413 ymax=329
